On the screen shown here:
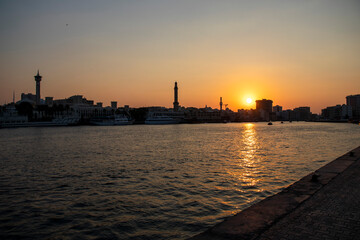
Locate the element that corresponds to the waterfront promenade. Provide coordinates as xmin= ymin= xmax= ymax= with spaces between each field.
xmin=190 ymin=146 xmax=360 ymax=240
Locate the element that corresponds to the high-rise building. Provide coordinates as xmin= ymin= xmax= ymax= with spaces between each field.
xmin=346 ymin=94 xmax=360 ymax=119
xmin=173 ymin=82 xmax=179 ymax=111
xmin=256 ymin=99 xmax=273 ymax=121
xmin=256 ymin=99 xmax=273 ymax=113
xmin=34 ymin=70 xmax=42 ymax=105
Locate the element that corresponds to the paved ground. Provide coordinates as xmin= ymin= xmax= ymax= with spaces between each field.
xmin=190 ymin=146 xmax=360 ymax=240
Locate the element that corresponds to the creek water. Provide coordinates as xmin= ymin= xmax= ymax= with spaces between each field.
xmin=0 ymin=122 xmax=359 ymax=239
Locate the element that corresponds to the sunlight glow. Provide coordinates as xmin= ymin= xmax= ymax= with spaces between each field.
xmin=246 ymin=98 xmax=253 ymax=104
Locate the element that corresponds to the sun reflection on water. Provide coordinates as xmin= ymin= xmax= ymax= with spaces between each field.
xmin=240 ymin=123 xmax=260 ymax=187
xmin=243 ymin=123 xmax=257 ymax=159
xmin=227 ymin=123 xmax=261 ymax=191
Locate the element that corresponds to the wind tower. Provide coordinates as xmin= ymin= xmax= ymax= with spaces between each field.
xmin=173 ymin=82 xmax=179 ymax=111
xmin=220 ymin=97 xmax=223 ymax=111
xmin=34 ymin=70 xmax=42 ymax=105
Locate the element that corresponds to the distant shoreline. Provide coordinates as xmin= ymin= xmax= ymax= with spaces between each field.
xmin=1 ymin=120 xmax=358 ymax=129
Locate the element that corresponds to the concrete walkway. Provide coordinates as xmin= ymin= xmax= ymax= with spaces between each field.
xmin=190 ymin=146 xmax=360 ymax=240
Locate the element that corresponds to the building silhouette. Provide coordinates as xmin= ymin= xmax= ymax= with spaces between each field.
xmin=256 ymin=99 xmax=273 ymax=121
xmin=220 ymin=97 xmax=223 ymax=111
xmin=21 ymin=93 xmax=36 ymax=103
xmin=273 ymin=105 xmax=282 ymax=113
xmin=256 ymin=99 xmax=273 ymax=113
xmin=321 ymin=105 xmax=352 ymax=121
xmin=293 ymin=107 xmax=311 ymax=121
xmin=111 ymin=101 xmax=117 ymax=109
xmin=346 ymin=94 xmax=360 ymax=119
xmin=45 ymin=97 xmax=53 ymax=106
xmin=34 ymin=70 xmax=42 ymax=105
xmin=273 ymin=105 xmax=283 ymax=120
xmin=173 ymin=82 xmax=179 ymax=111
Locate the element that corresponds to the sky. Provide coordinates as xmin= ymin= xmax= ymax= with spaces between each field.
xmin=0 ymin=0 xmax=359 ymax=113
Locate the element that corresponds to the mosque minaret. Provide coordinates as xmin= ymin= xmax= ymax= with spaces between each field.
xmin=173 ymin=82 xmax=179 ymax=111
xmin=34 ymin=70 xmax=42 ymax=105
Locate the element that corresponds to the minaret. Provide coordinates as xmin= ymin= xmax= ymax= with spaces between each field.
xmin=173 ymin=82 xmax=179 ymax=111
xmin=220 ymin=97 xmax=223 ymax=111
xmin=34 ymin=70 xmax=42 ymax=105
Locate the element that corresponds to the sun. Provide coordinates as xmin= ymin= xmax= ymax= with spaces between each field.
xmin=246 ymin=98 xmax=253 ymax=104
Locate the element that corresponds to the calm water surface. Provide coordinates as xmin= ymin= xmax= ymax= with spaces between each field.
xmin=0 ymin=122 xmax=359 ymax=239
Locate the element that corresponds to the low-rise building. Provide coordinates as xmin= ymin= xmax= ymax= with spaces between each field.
xmin=293 ymin=107 xmax=311 ymax=121
xmin=321 ymin=104 xmax=352 ymax=121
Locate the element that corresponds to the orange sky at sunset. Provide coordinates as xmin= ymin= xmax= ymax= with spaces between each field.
xmin=1 ymin=1 xmax=359 ymax=113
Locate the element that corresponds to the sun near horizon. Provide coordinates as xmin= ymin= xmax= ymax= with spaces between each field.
xmin=233 ymin=94 xmax=257 ymax=110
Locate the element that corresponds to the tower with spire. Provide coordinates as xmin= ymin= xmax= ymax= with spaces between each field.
xmin=34 ymin=70 xmax=42 ymax=105
xmin=173 ymin=82 xmax=179 ymax=111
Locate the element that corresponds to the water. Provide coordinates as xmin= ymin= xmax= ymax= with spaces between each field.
xmin=0 ymin=122 xmax=359 ymax=239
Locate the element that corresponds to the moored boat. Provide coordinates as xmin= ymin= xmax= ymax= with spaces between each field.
xmin=90 ymin=115 xmax=133 ymax=126
xmin=145 ymin=112 xmax=180 ymax=125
